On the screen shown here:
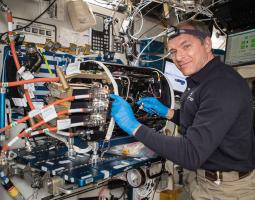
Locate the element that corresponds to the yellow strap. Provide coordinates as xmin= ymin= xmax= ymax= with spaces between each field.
xmin=40 ymin=49 xmax=53 ymax=75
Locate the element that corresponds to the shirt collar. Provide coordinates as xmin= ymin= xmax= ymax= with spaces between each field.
xmin=186 ymin=57 xmax=220 ymax=87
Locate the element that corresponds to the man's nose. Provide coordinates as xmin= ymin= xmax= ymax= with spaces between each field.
xmin=175 ymin=49 xmax=185 ymax=61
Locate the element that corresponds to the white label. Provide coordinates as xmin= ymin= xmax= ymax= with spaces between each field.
xmin=25 ymin=83 xmax=36 ymax=99
xmin=22 ymin=98 xmax=28 ymax=107
xmin=33 ymin=101 xmax=44 ymax=109
xmin=101 ymin=170 xmax=110 ymax=179
xmin=12 ymin=98 xmax=27 ymax=107
xmin=12 ymin=98 xmax=22 ymax=107
xmin=85 ymin=178 xmax=93 ymax=184
xmin=24 ymin=83 xmax=35 ymax=91
xmin=57 ymin=119 xmax=71 ymax=130
xmin=41 ymin=166 xmax=48 ymax=171
xmin=66 ymin=62 xmax=81 ymax=75
xmin=59 ymin=160 xmax=71 ymax=164
xmin=121 ymin=161 xmax=129 ymax=165
xmin=8 ymin=22 xmax=13 ymax=32
xmin=29 ymin=109 xmax=41 ymax=118
xmin=23 ymin=155 xmax=36 ymax=160
xmin=28 ymin=89 xmax=35 ymax=98
xmin=81 ymin=174 xmax=92 ymax=179
xmin=113 ymin=164 xmax=125 ymax=169
xmin=41 ymin=105 xmax=57 ymax=122
xmin=52 ymin=167 xmax=65 ymax=175
xmin=21 ymin=71 xmax=34 ymax=80
xmin=17 ymin=66 xmax=25 ymax=75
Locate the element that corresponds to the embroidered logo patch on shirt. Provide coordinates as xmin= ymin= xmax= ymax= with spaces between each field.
xmin=187 ymin=91 xmax=194 ymax=101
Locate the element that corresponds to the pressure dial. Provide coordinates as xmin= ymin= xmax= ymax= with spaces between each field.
xmin=126 ymin=168 xmax=146 ymax=188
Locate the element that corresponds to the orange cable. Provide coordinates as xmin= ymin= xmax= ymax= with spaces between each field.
xmin=0 ymin=77 xmax=60 ymax=87
xmin=0 ymin=96 xmax=75 ymax=133
xmin=18 ymin=110 xmax=69 ymax=138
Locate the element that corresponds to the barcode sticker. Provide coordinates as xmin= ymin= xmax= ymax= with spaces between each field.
xmin=41 ymin=105 xmax=57 ymax=122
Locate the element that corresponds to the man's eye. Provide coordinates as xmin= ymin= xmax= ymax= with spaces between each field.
xmin=169 ymin=50 xmax=176 ymax=56
xmin=182 ymin=44 xmax=191 ymax=50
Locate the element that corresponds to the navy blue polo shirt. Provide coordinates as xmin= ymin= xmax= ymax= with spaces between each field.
xmin=136 ymin=57 xmax=255 ymax=171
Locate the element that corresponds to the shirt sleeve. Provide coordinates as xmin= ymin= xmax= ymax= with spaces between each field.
xmin=135 ymin=79 xmax=244 ymax=170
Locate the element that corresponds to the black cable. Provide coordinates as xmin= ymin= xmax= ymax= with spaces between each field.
xmin=150 ymin=159 xmax=165 ymax=200
xmin=151 ymin=176 xmax=161 ymax=200
xmin=0 ymin=0 xmax=57 ymax=41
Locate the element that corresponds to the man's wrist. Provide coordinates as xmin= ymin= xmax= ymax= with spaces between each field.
xmin=132 ymin=124 xmax=142 ymax=136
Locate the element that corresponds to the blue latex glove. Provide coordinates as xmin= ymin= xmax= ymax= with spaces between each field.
xmin=110 ymin=94 xmax=141 ymax=136
xmin=136 ymin=97 xmax=169 ymax=118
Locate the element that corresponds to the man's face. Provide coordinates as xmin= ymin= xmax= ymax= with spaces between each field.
xmin=168 ymin=33 xmax=213 ymax=76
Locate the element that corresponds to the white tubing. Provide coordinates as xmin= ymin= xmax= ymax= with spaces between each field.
xmin=57 ymin=131 xmax=71 ymax=137
xmin=68 ymin=108 xmax=84 ymax=113
xmin=83 ymin=60 xmax=119 ymax=141
xmin=70 ymin=122 xmax=85 ymax=128
xmin=73 ymin=145 xmax=92 ymax=154
xmin=7 ymin=136 xmax=19 ymax=147
xmin=75 ymin=94 xmax=90 ymax=99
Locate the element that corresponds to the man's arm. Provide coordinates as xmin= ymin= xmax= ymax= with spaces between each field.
xmin=135 ymin=79 xmax=243 ymax=170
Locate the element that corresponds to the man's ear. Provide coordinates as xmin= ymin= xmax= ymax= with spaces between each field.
xmin=204 ymin=37 xmax=212 ymax=53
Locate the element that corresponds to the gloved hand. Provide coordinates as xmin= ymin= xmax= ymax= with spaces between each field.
xmin=136 ymin=97 xmax=169 ymax=118
xmin=110 ymin=94 xmax=141 ymax=136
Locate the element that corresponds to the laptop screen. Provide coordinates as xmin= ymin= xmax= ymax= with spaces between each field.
xmin=225 ymin=29 xmax=255 ymax=66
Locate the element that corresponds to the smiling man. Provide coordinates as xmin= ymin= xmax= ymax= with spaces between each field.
xmin=110 ymin=20 xmax=255 ymax=199
xmin=168 ymin=22 xmax=214 ymax=77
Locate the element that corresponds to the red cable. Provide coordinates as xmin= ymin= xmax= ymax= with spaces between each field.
xmin=0 ymin=77 xmax=60 ymax=87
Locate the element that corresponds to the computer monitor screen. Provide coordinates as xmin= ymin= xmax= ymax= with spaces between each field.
xmin=163 ymin=59 xmax=187 ymax=93
xmin=225 ymin=29 xmax=255 ymax=66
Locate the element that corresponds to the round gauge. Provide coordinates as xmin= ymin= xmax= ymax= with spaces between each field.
xmin=126 ymin=168 xmax=146 ymax=188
